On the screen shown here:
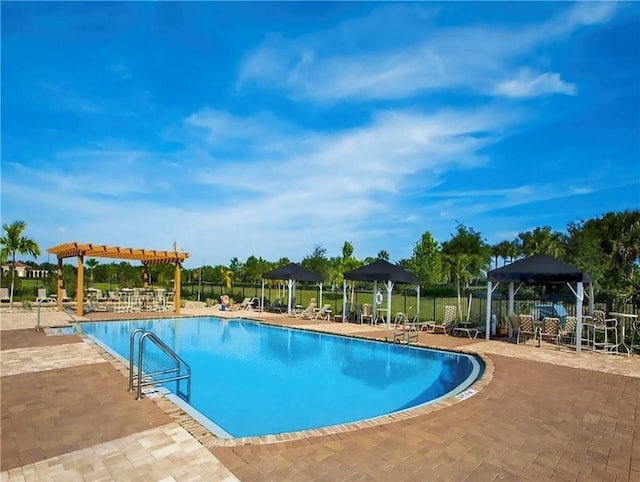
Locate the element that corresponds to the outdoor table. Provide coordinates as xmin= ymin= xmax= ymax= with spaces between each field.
xmin=608 ymin=312 xmax=638 ymax=357
xmin=375 ymin=308 xmax=387 ymax=324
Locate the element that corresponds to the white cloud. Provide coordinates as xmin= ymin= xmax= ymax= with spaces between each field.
xmin=494 ymin=70 xmax=577 ymax=98
xmin=1 ymin=105 xmax=520 ymax=264
xmin=237 ymin=2 xmax=617 ymax=102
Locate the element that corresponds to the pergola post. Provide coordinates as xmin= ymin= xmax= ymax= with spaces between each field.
xmin=76 ymin=254 xmax=84 ymax=317
xmin=174 ymin=261 xmax=182 ymax=314
xmin=57 ymin=257 xmax=63 ymax=312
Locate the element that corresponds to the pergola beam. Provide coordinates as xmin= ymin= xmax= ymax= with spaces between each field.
xmin=47 ymin=242 xmax=189 ymax=317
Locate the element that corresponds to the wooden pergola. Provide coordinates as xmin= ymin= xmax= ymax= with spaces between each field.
xmin=47 ymin=242 xmax=190 ymax=317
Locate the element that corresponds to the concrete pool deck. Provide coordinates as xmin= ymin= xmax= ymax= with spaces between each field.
xmin=1 ymin=307 xmax=639 ymax=481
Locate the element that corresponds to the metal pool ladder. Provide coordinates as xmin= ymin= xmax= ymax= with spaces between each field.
xmin=128 ymin=328 xmax=191 ymax=403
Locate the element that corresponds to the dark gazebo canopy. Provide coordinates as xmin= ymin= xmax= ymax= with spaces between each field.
xmin=261 ymin=263 xmax=322 ymax=315
xmin=262 ymin=263 xmax=322 ymax=283
xmin=488 ymin=254 xmax=592 ymax=284
xmin=344 ymin=259 xmax=419 ymax=284
xmin=343 ymin=259 xmax=420 ymax=328
xmin=485 ymin=253 xmax=593 ymax=354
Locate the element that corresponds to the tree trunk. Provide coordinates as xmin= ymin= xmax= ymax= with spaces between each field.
xmin=9 ymin=252 xmax=16 ymax=309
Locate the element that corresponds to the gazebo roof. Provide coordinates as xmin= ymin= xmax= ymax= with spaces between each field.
xmin=488 ymin=254 xmax=592 ymax=284
xmin=47 ymin=242 xmax=189 ymax=265
xmin=344 ymin=259 xmax=420 ymax=284
xmin=262 ymin=263 xmax=322 ymax=283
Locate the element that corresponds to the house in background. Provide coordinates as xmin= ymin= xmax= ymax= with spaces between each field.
xmin=1 ymin=261 xmax=49 ymax=279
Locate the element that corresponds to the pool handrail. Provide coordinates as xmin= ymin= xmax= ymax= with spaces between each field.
xmin=128 ymin=328 xmax=191 ymax=403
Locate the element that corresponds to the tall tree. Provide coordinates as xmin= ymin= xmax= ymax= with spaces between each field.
xmin=441 ymin=224 xmax=490 ymax=320
xmin=409 ymin=231 xmax=443 ymax=286
xmin=219 ymin=266 xmax=233 ymax=292
xmin=377 ymin=250 xmax=390 ymax=261
xmin=0 ymin=220 xmax=41 ymax=307
xmin=301 ymin=246 xmax=330 ymax=281
xmin=517 ymin=226 xmax=565 ymax=258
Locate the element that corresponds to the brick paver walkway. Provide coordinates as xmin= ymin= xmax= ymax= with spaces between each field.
xmin=1 ymin=308 xmax=639 ymax=481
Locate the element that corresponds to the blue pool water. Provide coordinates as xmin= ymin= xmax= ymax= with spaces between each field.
xmin=79 ymin=317 xmax=482 ymax=438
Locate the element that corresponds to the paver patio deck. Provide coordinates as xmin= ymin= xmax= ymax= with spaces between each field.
xmin=1 ymin=307 xmax=638 ymax=481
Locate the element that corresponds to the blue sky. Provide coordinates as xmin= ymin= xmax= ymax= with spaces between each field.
xmin=2 ymin=1 xmax=639 ymax=267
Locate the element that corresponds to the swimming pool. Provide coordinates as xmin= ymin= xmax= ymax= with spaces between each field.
xmin=79 ymin=317 xmax=483 ymax=438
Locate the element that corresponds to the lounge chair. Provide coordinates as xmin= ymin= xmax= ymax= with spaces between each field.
xmin=453 ymin=322 xmax=482 ymax=339
xmin=266 ymin=298 xmax=285 ymax=313
xmin=298 ymin=301 xmax=318 ymax=319
xmin=290 ymin=298 xmax=315 ymax=317
xmin=230 ymin=298 xmax=253 ymax=311
xmin=312 ymin=304 xmax=332 ymax=321
xmin=423 ymin=305 xmax=456 ymax=335
xmin=36 ymin=288 xmax=51 ymax=303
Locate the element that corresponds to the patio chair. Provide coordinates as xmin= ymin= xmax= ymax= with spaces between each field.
xmin=508 ymin=314 xmax=520 ymax=342
xmin=333 ymin=301 xmax=352 ymax=322
xmin=558 ymin=316 xmax=577 ymax=348
xmin=540 ymin=317 xmax=560 ymax=347
xmin=60 ymin=289 xmax=71 ymax=302
xmin=0 ymin=288 xmax=9 ymax=303
xmin=393 ymin=309 xmax=419 ymax=344
xmin=360 ymin=303 xmax=373 ymax=325
xmin=422 ymin=305 xmax=456 ymax=335
xmin=517 ymin=315 xmax=536 ymax=345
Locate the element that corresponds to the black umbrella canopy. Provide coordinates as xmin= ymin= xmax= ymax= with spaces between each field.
xmin=344 ymin=259 xmax=419 ymax=285
xmin=262 ymin=263 xmax=322 ymax=283
xmin=488 ymin=254 xmax=592 ymax=284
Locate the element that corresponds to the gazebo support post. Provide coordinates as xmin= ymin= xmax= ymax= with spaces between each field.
xmin=261 ymin=279 xmax=265 ymax=312
xmin=576 ymin=282 xmax=583 ymax=354
xmin=287 ymin=279 xmax=294 ymax=315
xmin=485 ymin=281 xmax=492 ymax=341
xmin=342 ymin=280 xmax=347 ymax=323
xmin=385 ymin=281 xmax=393 ymax=328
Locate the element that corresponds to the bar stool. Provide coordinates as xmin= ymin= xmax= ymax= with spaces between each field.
xmin=593 ymin=314 xmax=619 ymax=355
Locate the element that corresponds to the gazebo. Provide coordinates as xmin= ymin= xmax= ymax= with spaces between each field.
xmin=344 ymin=259 xmax=420 ymax=328
xmin=47 ymin=242 xmax=190 ymax=317
xmin=485 ymin=253 xmax=593 ymax=354
xmin=261 ymin=263 xmax=323 ymax=315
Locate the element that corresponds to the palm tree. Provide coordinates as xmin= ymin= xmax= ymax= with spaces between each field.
xmin=219 ymin=267 xmax=233 ymax=292
xmin=518 ymin=227 xmax=564 ymax=258
xmin=0 ymin=220 xmax=41 ymax=308
xmin=86 ymin=258 xmax=99 ymax=285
